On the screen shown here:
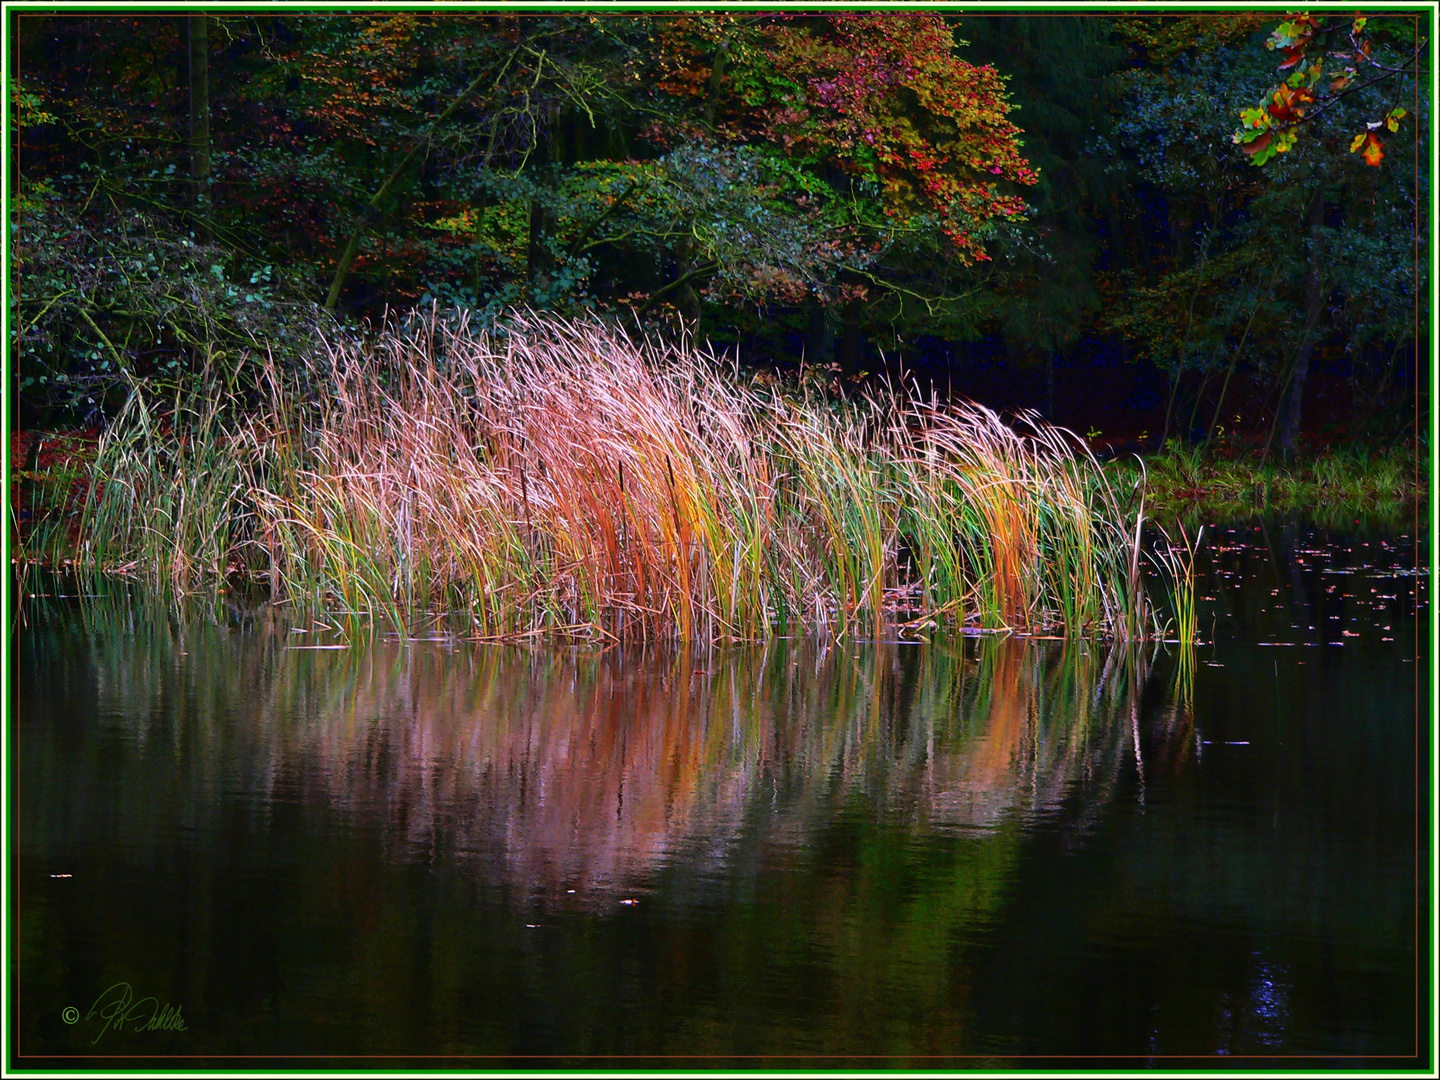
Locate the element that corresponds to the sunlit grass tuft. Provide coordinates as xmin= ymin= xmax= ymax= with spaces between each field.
xmin=65 ymin=311 xmax=1180 ymax=641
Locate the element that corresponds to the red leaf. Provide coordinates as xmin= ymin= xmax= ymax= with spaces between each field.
xmin=1361 ymin=132 xmax=1384 ymax=166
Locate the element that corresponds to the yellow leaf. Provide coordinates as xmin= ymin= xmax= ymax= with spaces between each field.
xmin=1349 ymin=132 xmax=1367 ymax=153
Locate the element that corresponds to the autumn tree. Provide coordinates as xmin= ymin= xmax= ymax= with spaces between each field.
xmin=23 ymin=11 xmax=1419 ymax=455
xmin=1231 ymin=14 xmax=1419 ymax=168
xmin=1226 ymin=13 xmax=1426 ymax=455
xmin=638 ymin=14 xmax=1037 ymax=357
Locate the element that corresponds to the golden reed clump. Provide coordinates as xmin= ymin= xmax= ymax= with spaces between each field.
xmin=79 ymin=310 xmax=1186 ymax=641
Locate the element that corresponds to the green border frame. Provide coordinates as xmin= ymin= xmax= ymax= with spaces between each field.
xmin=0 ymin=2 xmax=1434 ymax=1076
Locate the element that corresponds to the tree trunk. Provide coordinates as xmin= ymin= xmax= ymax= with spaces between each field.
xmin=703 ymin=42 xmax=728 ymax=131
xmin=1159 ymin=369 xmax=1180 ymax=449
xmin=469 ymin=187 xmax=489 ymax=304
xmin=1350 ymin=338 xmax=1402 ymax=440
xmin=635 ymin=237 xmax=704 ymax=336
xmin=526 ymin=194 xmax=555 ymax=301
xmin=1203 ymin=283 xmax=1268 ymax=450
xmin=187 ymin=16 xmax=211 ymax=243
xmin=526 ymin=103 xmax=567 ymax=303
xmin=1105 ymin=190 xmax=1129 ymax=277
xmin=675 ymin=246 xmax=702 ymax=338
xmin=633 ymin=256 xmax=717 ymax=323
xmin=1276 ymin=181 xmax=1326 ymax=459
xmin=805 ymin=303 xmax=835 ymax=368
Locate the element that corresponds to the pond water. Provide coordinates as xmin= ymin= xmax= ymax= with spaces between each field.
xmin=12 ymin=522 xmax=1430 ymax=1068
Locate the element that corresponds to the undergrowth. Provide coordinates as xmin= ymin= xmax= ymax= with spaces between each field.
xmin=1106 ymin=439 xmax=1425 ymax=531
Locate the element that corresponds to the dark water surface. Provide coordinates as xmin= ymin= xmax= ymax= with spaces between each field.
xmin=12 ymin=524 xmax=1430 ymax=1068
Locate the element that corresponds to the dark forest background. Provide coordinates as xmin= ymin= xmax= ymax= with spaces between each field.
xmin=9 ymin=12 xmax=1430 ymax=457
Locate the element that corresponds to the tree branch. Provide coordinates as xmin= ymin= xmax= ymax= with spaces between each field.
xmin=77 ymin=306 xmax=129 ymax=373
xmin=1288 ymin=45 xmax=1423 ymax=129
xmin=566 ymin=180 xmax=643 ymax=259
xmin=635 ymin=260 xmax=720 ymax=318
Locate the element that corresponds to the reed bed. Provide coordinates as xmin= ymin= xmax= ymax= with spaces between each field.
xmin=75 ymin=311 xmax=1182 ymax=641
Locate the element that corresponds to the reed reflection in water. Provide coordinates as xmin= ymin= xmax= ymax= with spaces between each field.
xmin=25 ymin=582 xmax=1423 ymax=1063
xmin=56 ymin=604 xmax=1184 ymax=906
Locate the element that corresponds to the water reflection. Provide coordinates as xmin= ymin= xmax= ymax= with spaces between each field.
xmin=375 ymin=642 xmax=1166 ymax=898
xmin=61 ymin=611 xmax=1179 ymax=904
xmin=14 ymin=563 xmax=1421 ymax=1062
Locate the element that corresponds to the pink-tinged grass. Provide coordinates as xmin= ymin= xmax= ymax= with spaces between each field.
xmin=71 ymin=311 xmax=1181 ymax=641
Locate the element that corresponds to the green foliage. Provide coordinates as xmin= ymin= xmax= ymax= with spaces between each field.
xmin=1103 ymin=18 xmax=1425 ymax=443
xmin=1107 ymin=443 xmax=1424 ymax=527
xmin=960 ymin=17 xmax=1125 ymax=359
xmin=10 ymin=181 xmax=323 ymax=420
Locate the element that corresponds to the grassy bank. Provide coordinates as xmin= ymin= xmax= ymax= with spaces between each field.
xmin=1105 ymin=442 xmax=1426 ymax=530
xmin=14 ymin=313 xmax=1181 ymax=641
